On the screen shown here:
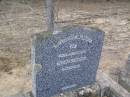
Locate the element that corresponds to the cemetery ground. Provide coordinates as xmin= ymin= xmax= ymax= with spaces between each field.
xmin=0 ymin=0 xmax=130 ymax=97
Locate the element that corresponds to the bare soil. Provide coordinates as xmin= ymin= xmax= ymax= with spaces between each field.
xmin=0 ymin=0 xmax=130 ymax=97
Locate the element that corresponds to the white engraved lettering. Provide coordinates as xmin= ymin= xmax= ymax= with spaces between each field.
xmin=57 ymin=56 xmax=86 ymax=66
xmin=58 ymin=50 xmax=86 ymax=58
xmin=54 ymin=35 xmax=92 ymax=48
xmin=62 ymin=65 xmax=80 ymax=71
xmin=62 ymin=84 xmax=77 ymax=90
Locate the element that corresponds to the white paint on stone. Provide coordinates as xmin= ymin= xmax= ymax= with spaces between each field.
xmin=62 ymin=64 xmax=81 ymax=71
xmin=58 ymin=50 xmax=86 ymax=58
xmin=54 ymin=35 xmax=92 ymax=48
xmin=62 ymin=84 xmax=77 ymax=90
xmin=57 ymin=56 xmax=86 ymax=66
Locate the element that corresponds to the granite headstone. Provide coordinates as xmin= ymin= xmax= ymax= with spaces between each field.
xmin=32 ymin=26 xmax=104 ymax=97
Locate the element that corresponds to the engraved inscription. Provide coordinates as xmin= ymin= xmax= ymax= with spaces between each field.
xmin=58 ymin=50 xmax=86 ymax=58
xmin=54 ymin=35 xmax=92 ymax=48
xmin=56 ymin=35 xmax=90 ymax=72
xmin=62 ymin=84 xmax=77 ymax=90
xmin=57 ymin=56 xmax=86 ymax=66
xmin=69 ymin=44 xmax=77 ymax=49
xmin=62 ymin=64 xmax=81 ymax=71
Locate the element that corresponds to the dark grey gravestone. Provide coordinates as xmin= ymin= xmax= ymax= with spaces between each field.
xmin=32 ymin=26 xmax=104 ymax=97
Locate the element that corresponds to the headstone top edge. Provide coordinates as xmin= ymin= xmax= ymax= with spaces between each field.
xmin=31 ymin=26 xmax=105 ymax=46
xmin=32 ymin=26 xmax=104 ymax=37
xmin=62 ymin=25 xmax=105 ymax=34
